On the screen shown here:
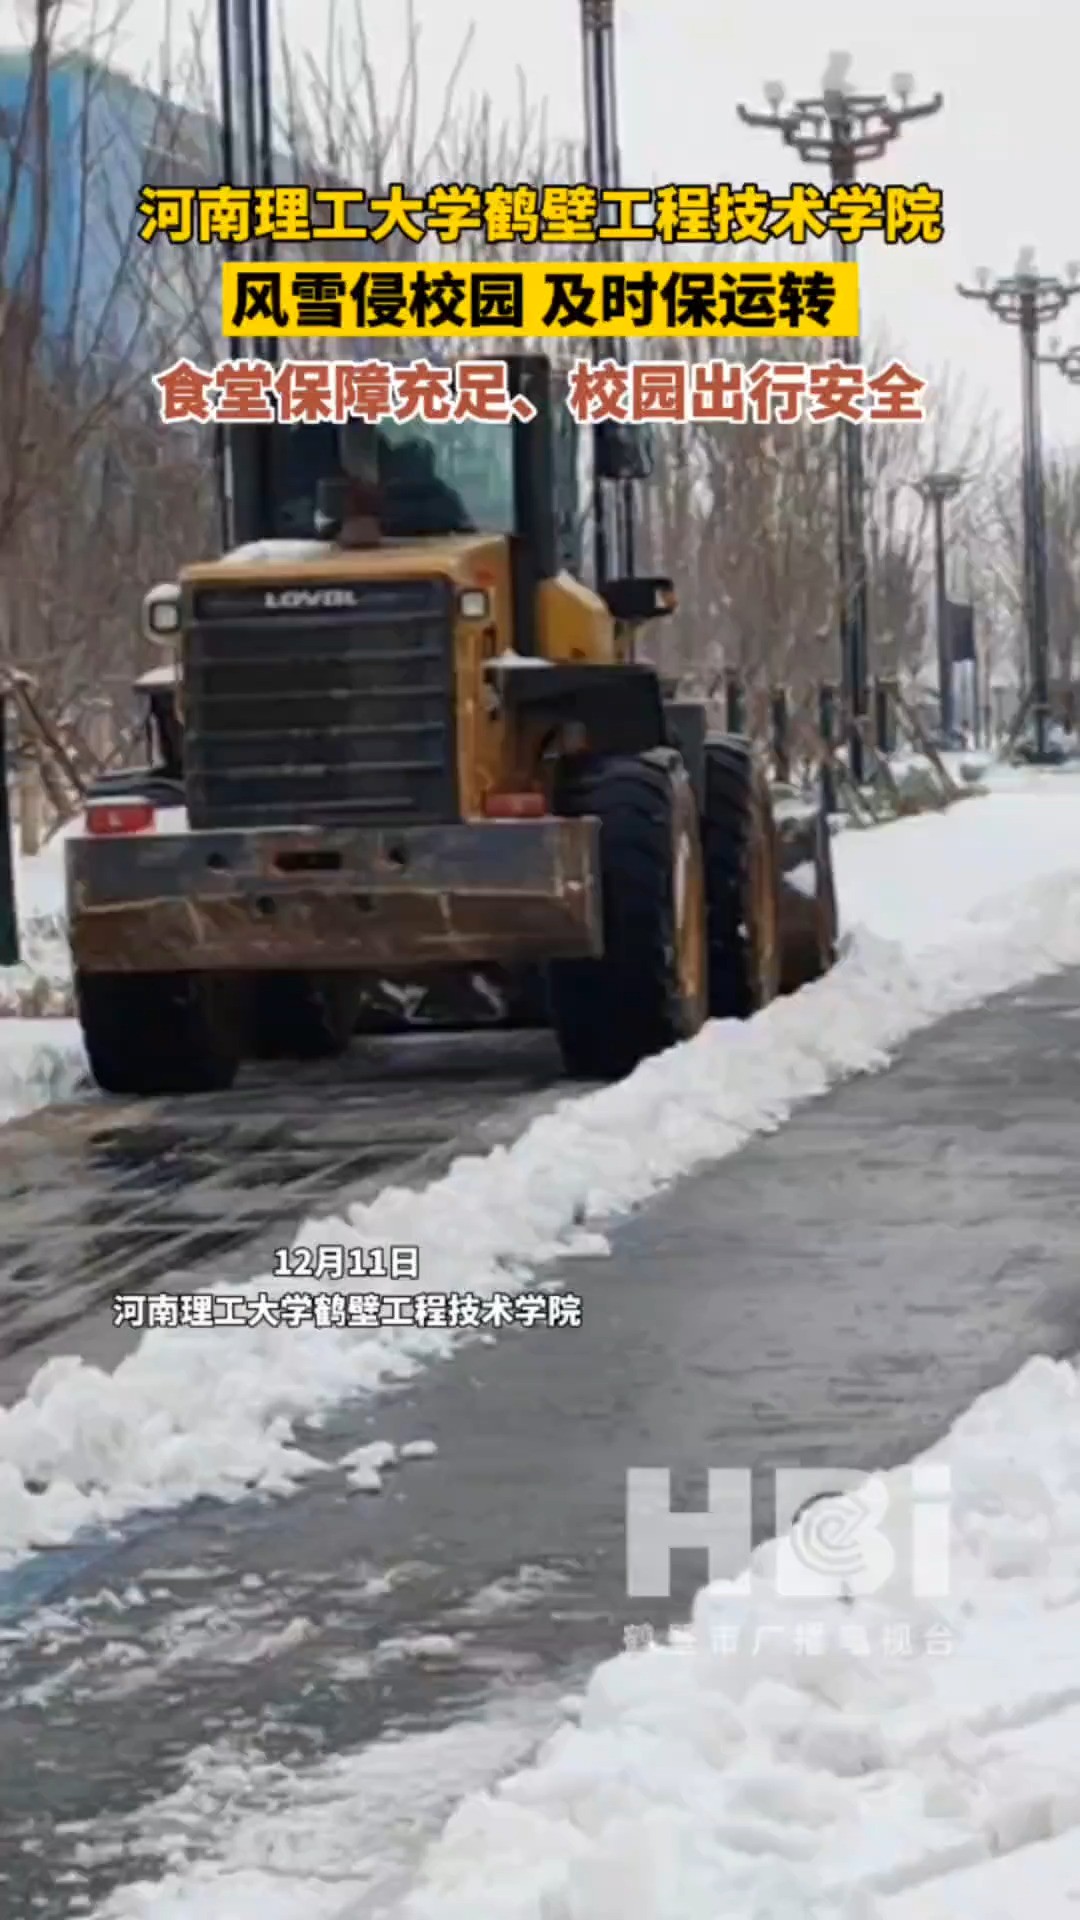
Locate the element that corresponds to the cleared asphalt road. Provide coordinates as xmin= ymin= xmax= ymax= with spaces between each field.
xmin=4 ymin=968 xmax=1080 ymax=1915
xmin=0 ymin=1027 xmax=570 ymax=1379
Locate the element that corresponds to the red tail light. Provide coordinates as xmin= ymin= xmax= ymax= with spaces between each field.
xmin=85 ymin=800 xmax=156 ymax=836
xmin=482 ymin=790 xmax=547 ymax=819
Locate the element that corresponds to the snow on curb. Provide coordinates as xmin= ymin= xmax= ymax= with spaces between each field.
xmin=0 ymin=906 xmax=73 ymax=1018
xmin=0 ymin=1015 xmax=86 ymax=1124
xmin=0 ymin=831 xmax=83 ymax=1116
xmin=392 ymin=1355 xmax=1080 ymax=1920
xmin=0 ymin=888 xmax=84 ymax=1119
xmin=6 ymin=790 xmax=1080 ymax=1563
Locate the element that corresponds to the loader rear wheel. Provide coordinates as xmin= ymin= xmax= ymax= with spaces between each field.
xmin=702 ymin=738 xmax=782 ymax=1019
xmin=75 ymin=969 xmax=242 ymax=1096
xmin=251 ymin=971 xmax=360 ymax=1060
xmin=548 ymin=753 xmax=708 ymax=1080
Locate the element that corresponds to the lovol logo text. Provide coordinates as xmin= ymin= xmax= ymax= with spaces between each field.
xmin=263 ymin=587 xmax=360 ymax=610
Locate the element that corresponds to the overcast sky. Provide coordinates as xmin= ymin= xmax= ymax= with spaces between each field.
xmin=3 ymin=0 xmax=1077 ymax=456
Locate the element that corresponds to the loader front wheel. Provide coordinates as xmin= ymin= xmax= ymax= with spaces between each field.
xmin=75 ymin=969 xmax=243 ymax=1096
xmin=702 ymin=737 xmax=782 ymax=1019
xmin=548 ymin=753 xmax=708 ymax=1080
xmin=251 ymin=971 xmax=360 ymax=1060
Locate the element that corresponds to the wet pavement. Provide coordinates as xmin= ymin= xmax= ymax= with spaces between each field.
xmin=4 ymin=970 xmax=1080 ymax=1914
xmin=0 ymin=1029 xmax=568 ymax=1382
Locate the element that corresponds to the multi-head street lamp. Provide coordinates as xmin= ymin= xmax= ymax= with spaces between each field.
xmin=958 ymin=250 xmax=1080 ymax=758
xmin=737 ymin=54 xmax=943 ymax=781
xmin=1039 ymin=336 xmax=1080 ymax=384
xmin=737 ymin=56 xmax=943 ymax=194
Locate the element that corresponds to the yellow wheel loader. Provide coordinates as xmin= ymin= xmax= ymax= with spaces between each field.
xmin=68 ymin=366 xmax=817 ymax=1093
xmin=64 ymin=0 xmax=837 ymax=1096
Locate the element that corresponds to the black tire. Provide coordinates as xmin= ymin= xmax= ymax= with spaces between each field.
xmin=251 ymin=971 xmax=359 ymax=1060
xmin=548 ymin=753 xmax=707 ymax=1080
xmin=702 ymin=737 xmax=781 ymax=1019
xmin=75 ymin=970 xmax=242 ymax=1095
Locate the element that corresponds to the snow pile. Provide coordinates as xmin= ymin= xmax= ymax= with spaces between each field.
xmin=833 ymin=787 xmax=1080 ymax=946
xmin=82 ymin=1356 xmax=1080 ymax=1919
xmin=0 ymin=828 xmax=73 ymax=1009
xmin=83 ymin=1698 xmax=568 ymax=1920
xmin=15 ymin=822 xmax=69 ymax=921
xmin=885 ymin=751 xmax=955 ymax=811
xmin=2 ymin=790 xmax=1080 ymax=1560
xmin=0 ymin=907 xmax=73 ymax=1017
xmin=0 ymin=1018 xmax=86 ymax=1123
xmin=0 ymin=828 xmax=85 ymax=1117
xmin=392 ymin=1355 xmax=1080 ymax=1920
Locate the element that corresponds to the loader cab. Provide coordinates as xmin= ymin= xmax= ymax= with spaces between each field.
xmin=221 ymin=355 xmax=653 ymax=638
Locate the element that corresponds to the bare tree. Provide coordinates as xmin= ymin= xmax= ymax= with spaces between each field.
xmin=0 ymin=0 xmax=227 ymax=750
xmin=0 ymin=0 xmax=1005 ymax=773
xmin=628 ymin=326 xmax=992 ymax=728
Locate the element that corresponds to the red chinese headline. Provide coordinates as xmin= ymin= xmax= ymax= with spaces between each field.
xmin=154 ymin=355 xmax=928 ymax=429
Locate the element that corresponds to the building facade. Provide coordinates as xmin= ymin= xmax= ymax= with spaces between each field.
xmin=0 ymin=52 xmax=226 ymax=363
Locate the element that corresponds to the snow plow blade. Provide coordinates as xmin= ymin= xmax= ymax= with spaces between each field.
xmin=774 ymin=796 xmax=839 ymax=993
xmin=66 ymin=818 xmax=602 ymax=974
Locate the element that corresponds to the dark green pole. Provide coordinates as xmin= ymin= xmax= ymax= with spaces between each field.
xmin=0 ymin=695 xmax=19 ymax=966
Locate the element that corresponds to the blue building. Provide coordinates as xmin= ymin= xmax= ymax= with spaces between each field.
xmin=0 ymin=50 xmax=227 ymax=366
xmin=0 ymin=49 xmax=379 ymax=374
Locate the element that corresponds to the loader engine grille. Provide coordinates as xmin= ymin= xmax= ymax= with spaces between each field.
xmin=183 ymin=578 xmax=457 ymax=829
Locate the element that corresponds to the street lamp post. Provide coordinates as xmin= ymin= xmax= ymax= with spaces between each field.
xmin=958 ymin=252 xmax=1080 ymax=761
xmin=916 ymin=472 xmax=965 ymax=739
xmin=1035 ymin=338 xmax=1080 ymax=740
xmin=738 ymin=52 xmax=942 ymax=783
xmin=0 ymin=696 xmax=16 ymax=967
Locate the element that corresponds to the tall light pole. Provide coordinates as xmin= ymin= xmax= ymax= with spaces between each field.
xmin=916 ymin=472 xmax=965 ymax=738
xmin=738 ymin=52 xmax=943 ymax=783
xmin=958 ymin=252 xmax=1080 ymax=761
xmin=0 ymin=695 xmax=16 ymax=967
xmin=1035 ymin=337 xmax=1080 ymax=739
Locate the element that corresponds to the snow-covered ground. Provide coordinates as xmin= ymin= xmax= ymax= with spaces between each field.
xmin=0 ymin=1016 xmax=86 ymax=1124
xmin=6 ymin=781 xmax=1080 ymax=1567
xmin=81 ymin=1353 xmax=1080 ymax=1920
xmin=80 ymin=1689 xmax=572 ymax=1920
xmin=9 ymin=775 xmax=1080 ymax=1916
xmin=393 ymin=1354 xmax=1080 ymax=1920
xmin=0 ymin=824 xmax=85 ymax=1118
